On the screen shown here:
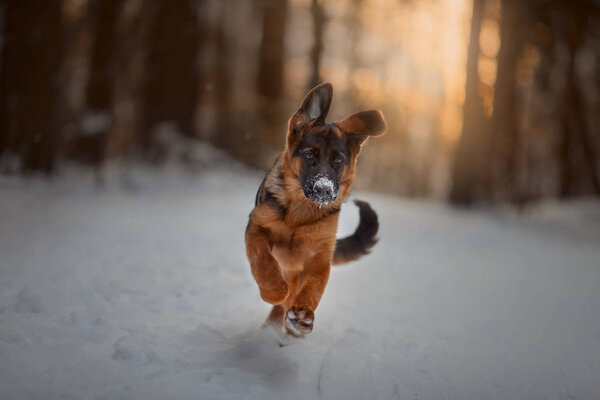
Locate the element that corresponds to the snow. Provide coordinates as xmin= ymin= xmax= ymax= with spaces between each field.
xmin=308 ymin=175 xmax=337 ymax=204
xmin=1 ymin=158 xmax=600 ymax=400
xmin=314 ymin=176 xmax=335 ymax=195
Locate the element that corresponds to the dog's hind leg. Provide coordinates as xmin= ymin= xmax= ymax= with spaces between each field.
xmin=263 ymin=305 xmax=285 ymax=329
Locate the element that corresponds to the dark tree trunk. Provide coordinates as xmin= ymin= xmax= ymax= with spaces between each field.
xmin=214 ymin=3 xmax=232 ymax=150
xmin=559 ymin=35 xmax=578 ymax=198
xmin=75 ymin=0 xmax=122 ymax=166
xmin=573 ymin=81 xmax=600 ymax=195
xmin=308 ymin=0 xmax=325 ymax=90
xmin=87 ymin=0 xmax=121 ymax=112
xmin=250 ymin=0 xmax=290 ymax=169
xmin=489 ymin=0 xmax=524 ymax=202
xmin=142 ymin=0 xmax=200 ymax=142
xmin=449 ymin=0 xmax=488 ymax=204
xmin=559 ymin=8 xmax=600 ymax=197
xmin=106 ymin=0 xmax=157 ymax=161
xmin=346 ymin=0 xmax=362 ymax=105
xmin=257 ymin=0 xmax=288 ymax=100
xmin=0 ymin=0 xmax=63 ymax=173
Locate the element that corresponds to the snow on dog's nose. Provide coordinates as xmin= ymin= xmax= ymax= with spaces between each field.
xmin=303 ymin=175 xmax=338 ymax=204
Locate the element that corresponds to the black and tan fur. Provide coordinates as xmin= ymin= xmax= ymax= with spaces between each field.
xmin=245 ymin=83 xmax=386 ymax=336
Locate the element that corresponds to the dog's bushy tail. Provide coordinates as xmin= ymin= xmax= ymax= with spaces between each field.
xmin=332 ymin=200 xmax=379 ymax=265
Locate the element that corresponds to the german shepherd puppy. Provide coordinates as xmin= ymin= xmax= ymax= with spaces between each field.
xmin=245 ymin=83 xmax=386 ymax=336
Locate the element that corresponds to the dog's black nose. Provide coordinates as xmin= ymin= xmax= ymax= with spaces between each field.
xmin=303 ymin=175 xmax=338 ymax=204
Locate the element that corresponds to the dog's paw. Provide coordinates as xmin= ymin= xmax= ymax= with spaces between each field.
xmin=285 ymin=306 xmax=314 ymax=335
xmin=259 ymin=281 xmax=289 ymax=304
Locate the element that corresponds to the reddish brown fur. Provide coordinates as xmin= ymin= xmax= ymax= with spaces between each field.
xmin=245 ymin=83 xmax=385 ymax=337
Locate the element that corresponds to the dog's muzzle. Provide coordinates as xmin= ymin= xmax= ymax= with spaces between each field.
xmin=302 ymin=175 xmax=339 ymax=204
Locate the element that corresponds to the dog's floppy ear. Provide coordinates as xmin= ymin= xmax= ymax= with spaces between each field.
xmin=288 ymin=83 xmax=333 ymax=142
xmin=337 ymin=110 xmax=386 ymax=147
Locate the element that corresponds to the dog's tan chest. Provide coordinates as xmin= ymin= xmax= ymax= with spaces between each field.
xmin=270 ymin=227 xmax=308 ymax=272
xmin=270 ymin=221 xmax=337 ymax=274
xmin=271 ymin=244 xmax=304 ymax=272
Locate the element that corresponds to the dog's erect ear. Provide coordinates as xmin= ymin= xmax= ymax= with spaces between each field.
xmin=337 ymin=110 xmax=386 ymax=147
xmin=289 ymin=83 xmax=333 ymax=134
xmin=298 ymin=82 xmax=333 ymax=123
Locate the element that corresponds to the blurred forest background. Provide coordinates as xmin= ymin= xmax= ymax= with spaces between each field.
xmin=1 ymin=0 xmax=599 ymax=205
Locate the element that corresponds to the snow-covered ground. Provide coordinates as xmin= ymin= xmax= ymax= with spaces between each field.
xmin=1 ymin=158 xmax=599 ymax=400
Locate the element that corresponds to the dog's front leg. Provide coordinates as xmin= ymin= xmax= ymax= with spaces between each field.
xmin=246 ymin=223 xmax=289 ymax=305
xmin=285 ymin=254 xmax=331 ymax=335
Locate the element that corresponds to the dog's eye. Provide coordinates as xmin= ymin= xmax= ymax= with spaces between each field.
xmin=332 ymin=152 xmax=345 ymax=164
xmin=303 ymin=150 xmax=315 ymax=160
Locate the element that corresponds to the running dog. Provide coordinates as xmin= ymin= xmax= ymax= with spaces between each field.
xmin=245 ymin=83 xmax=386 ymax=336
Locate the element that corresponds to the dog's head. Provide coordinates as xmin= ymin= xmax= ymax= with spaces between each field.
xmin=285 ymin=83 xmax=386 ymax=205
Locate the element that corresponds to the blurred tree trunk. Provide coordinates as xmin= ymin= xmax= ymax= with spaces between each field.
xmin=105 ymin=0 xmax=156 ymax=161
xmin=573 ymin=80 xmax=600 ymax=195
xmin=0 ymin=0 xmax=63 ymax=173
xmin=87 ymin=0 xmax=121 ymax=114
xmin=257 ymin=0 xmax=288 ymax=100
xmin=559 ymin=7 xmax=600 ymax=197
xmin=489 ymin=0 xmax=524 ymax=202
xmin=308 ymin=0 xmax=325 ymax=90
xmin=253 ymin=0 xmax=289 ymax=169
xmin=214 ymin=3 xmax=232 ymax=150
xmin=449 ymin=0 xmax=488 ymax=204
xmin=75 ymin=0 xmax=122 ymax=165
xmin=345 ymin=0 xmax=362 ymax=108
xmin=559 ymin=28 xmax=579 ymax=198
xmin=142 ymin=0 xmax=200 ymax=144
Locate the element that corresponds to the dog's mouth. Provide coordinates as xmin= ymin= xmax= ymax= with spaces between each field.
xmin=301 ymin=175 xmax=339 ymax=205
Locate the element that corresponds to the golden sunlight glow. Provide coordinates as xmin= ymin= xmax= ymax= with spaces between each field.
xmin=333 ymin=0 xmax=471 ymax=142
xmin=286 ymin=0 xmax=472 ymax=143
xmin=478 ymin=56 xmax=497 ymax=86
xmin=479 ymin=19 xmax=501 ymax=58
xmin=440 ymin=104 xmax=464 ymax=142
